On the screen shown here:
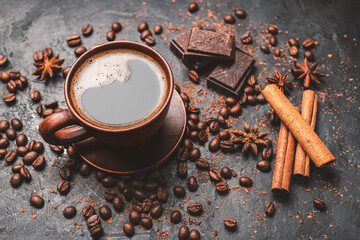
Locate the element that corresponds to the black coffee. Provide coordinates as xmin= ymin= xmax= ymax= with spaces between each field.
xmin=71 ymin=49 xmax=166 ymax=127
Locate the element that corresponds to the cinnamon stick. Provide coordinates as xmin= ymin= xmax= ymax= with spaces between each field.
xmin=293 ymin=90 xmax=318 ymax=181
xmin=262 ymin=84 xmax=335 ymax=168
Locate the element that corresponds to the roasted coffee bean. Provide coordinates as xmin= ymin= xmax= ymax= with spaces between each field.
xmin=127 ymin=210 xmax=141 ymax=225
xmin=123 ymin=222 xmax=135 ymax=237
xmin=10 ymin=173 xmax=22 ymax=188
xmin=0 ymin=55 xmax=8 ymax=66
xmin=42 ymin=48 xmax=53 ymax=58
xmin=224 ymin=14 xmax=235 ymax=24
xmin=265 ymin=201 xmax=275 ymax=216
xmin=33 ymin=142 xmax=44 ymax=153
xmin=189 ymin=230 xmax=201 ymax=240
xmin=19 ymin=75 xmax=28 ymax=86
xmin=274 ymin=48 xmax=281 ymax=57
xmin=95 ymin=170 xmax=107 ymax=182
xmin=313 ymin=198 xmax=326 ymax=211
xmin=303 ymin=38 xmax=315 ymax=48
xmin=208 ymin=137 xmax=220 ymax=152
xmin=112 ymin=196 xmax=123 ymax=212
xmin=16 ymin=134 xmax=27 ymax=146
xmin=50 ymin=144 xmax=64 ymax=154
xmin=241 ymin=30 xmax=252 ymax=45
xmin=117 ymin=180 xmax=128 ymax=193
xmin=190 ymin=131 xmax=199 ymax=141
xmin=12 ymin=163 xmax=23 ymax=173
xmin=289 ymin=46 xmax=298 ymax=57
xmin=0 ymin=138 xmax=9 ymax=148
xmin=57 ymin=180 xmax=70 ymax=195
xmin=187 ymin=106 xmax=200 ymax=115
xmin=22 ymin=151 xmax=38 ymax=165
xmin=187 ymin=202 xmax=202 ymax=216
xmin=150 ymin=204 xmax=163 ymax=218
xmin=269 ymin=111 xmax=280 ymax=125
xmin=170 ymin=210 xmax=182 ymax=224
xmin=28 ymin=140 xmax=36 ymax=151
xmin=221 ymin=167 xmax=232 ymax=179
xmin=173 ymin=186 xmax=186 ymax=198
xmin=157 ymin=187 xmax=168 ymax=203
xmin=0 ymin=149 xmax=5 ymax=159
xmin=82 ymin=205 xmax=95 ymax=218
xmin=219 ymin=106 xmax=230 ymax=119
xmin=198 ymin=130 xmax=208 ymax=143
xmin=133 ymin=189 xmax=148 ymax=202
xmin=19 ymin=167 xmax=31 ymax=181
xmin=7 ymin=80 xmax=17 ymax=92
xmin=102 ymin=175 xmax=116 ymax=188
xmin=188 ymin=2 xmax=199 ymax=13
xmin=209 ymin=168 xmax=222 ymax=182
xmin=225 ymin=97 xmax=236 ymax=107
xmin=36 ymin=104 xmax=43 ymax=116
xmin=59 ymin=166 xmax=72 ymax=180
xmin=103 ymin=189 xmax=116 ymax=202
xmin=262 ymin=148 xmax=273 ymax=160
xmin=143 ymin=181 xmax=158 ymax=192
xmin=188 ymin=113 xmax=199 ymax=123
xmin=187 ymin=176 xmax=199 ymax=192
xmin=99 ymin=205 xmax=112 ymax=220
xmin=254 ymin=85 xmax=262 ymax=94
xmin=145 ymin=36 xmax=155 ymax=46
xmin=247 ymin=95 xmax=257 ymax=105
xmin=239 ymin=176 xmax=252 ymax=187
xmin=63 ymin=206 xmax=77 ymax=219
xmin=178 ymin=226 xmax=189 ymax=240
xmin=64 ymin=158 xmax=78 ymax=170
xmin=197 ymin=121 xmax=206 ymax=131
xmin=90 ymin=225 xmax=103 ymax=237
xmin=5 ymin=150 xmax=17 ymax=164
xmin=196 ymin=158 xmax=210 ymax=170
xmin=224 ymin=217 xmax=237 ymax=230
xmin=269 ymin=35 xmax=278 ymax=46
xmin=188 ymin=148 xmax=201 ymax=161
xmin=15 ymin=80 xmax=24 ymax=90
xmin=154 ymin=24 xmax=163 ymax=34
xmin=32 ymin=155 xmax=45 ymax=170
xmin=260 ymin=45 xmax=270 ymax=54
xmin=74 ymin=46 xmax=87 ymax=57
xmin=4 ymin=93 xmax=16 ymax=103
xmin=86 ymin=214 xmax=100 ymax=228
xmin=187 ymin=119 xmax=197 ymax=131
xmin=30 ymin=195 xmax=44 ymax=208
xmin=180 ymin=92 xmax=190 ymax=103
xmin=140 ymin=217 xmax=153 ymax=229
xmin=140 ymin=29 xmax=152 ymax=41
xmin=220 ymin=141 xmax=234 ymax=152
xmin=177 ymin=147 xmax=189 ymax=162
xmin=141 ymin=199 xmax=152 ymax=213
xmin=257 ymin=94 xmax=266 ymax=103
xmin=229 ymin=104 xmax=242 ymax=116
xmin=66 ymin=35 xmax=81 ymax=46
xmin=288 ymin=37 xmax=300 ymax=47
xmin=216 ymin=181 xmax=229 ymax=194
xmin=257 ymin=160 xmax=271 ymax=172
xmin=209 ymin=121 xmax=220 ymax=134
xmin=30 ymin=90 xmax=41 ymax=102
xmin=138 ymin=22 xmax=149 ymax=32
xmin=9 ymin=70 xmax=21 ymax=79
xmin=123 ymin=188 xmax=133 ymax=201
xmin=205 ymin=117 xmax=216 ymax=125
xmin=106 ymin=30 xmax=115 ymax=41
xmin=0 ymin=72 xmax=10 ymax=83
xmin=82 ymin=24 xmax=93 ymax=36
xmin=247 ymin=75 xmax=256 ymax=86
xmin=5 ymin=128 xmax=16 ymax=140
xmin=244 ymin=86 xmax=254 ymax=95
xmin=111 ymin=22 xmax=122 ymax=33
xmin=188 ymin=70 xmax=199 ymax=83
xmin=62 ymin=66 xmax=71 ymax=78
xmin=304 ymin=50 xmax=315 ymax=62
xmin=235 ymin=9 xmax=247 ymax=19
xmin=267 ymin=25 xmax=278 ymax=35
xmin=79 ymin=162 xmax=91 ymax=176
xmin=218 ymin=130 xmax=230 ymax=140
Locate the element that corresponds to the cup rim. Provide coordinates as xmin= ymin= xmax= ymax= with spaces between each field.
xmin=64 ymin=40 xmax=174 ymax=133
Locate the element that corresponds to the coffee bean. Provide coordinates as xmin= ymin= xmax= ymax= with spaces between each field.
xmin=224 ymin=217 xmax=237 ymax=230
xmin=12 ymin=163 xmax=23 ymax=173
xmin=265 ymin=201 xmax=275 ymax=216
xmin=138 ymin=22 xmax=149 ymax=32
xmin=111 ymin=22 xmax=122 ymax=33
xmin=32 ymin=155 xmax=45 ymax=170
xmin=5 ymin=150 xmax=17 ymax=164
xmin=260 ymin=45 xmax=270 ymax=54
xmin=99 ymin=205 xmax=112 ymax=220
xmin=33 ymin=142 xmax=44 ymax=153
xmin=170 ymin=210 xmax=182 ymax=224
xmin=269 ymin=35 xmax=278 ymax=46
xmin=241 ymin=31 xmax=252 ymax=44
xmin=30 ymin=195 xmax=44 ymax=208
xmin=140 ymin=217 xmax=153 ymax=229
xmin=57 ymin=179 xmax=70 ymax=195
xmin=127 ymin=210 xmax=142 ymax=227
xmin=188 ymin=113 xmax=199 ymax=123
xmin=188 ymin=70 xmax=199 ymax=83
xmin=209 ymin=121 xmax=220 ymax=134
xmin=239 ymin=176 xmax=252 ymax=187
xmin=247 ymin=95 xmax=257 ymax=105
xmin=224 ymin=14 xmax=235 ymax=24
xmin=218 ymin=130 xmax=230 ymax=140
xmin=198 ymin=130 xmax=208 ymax=143
xmin=173 ymin=186 xmax=186 ymax=198
xmin=145 ymin=35 xmax=156 ymax=46
xmin=190 ymin=130 xmax=199 ymax=141
xmin=0 ymin=72 xmax=10 ymax=83
xmin=86 ymin=214 xmax=100 ymax=228
xmin=257 ymin=94 xmax=266 ymax=103
xmin=67 ymin=35 xmax=81 ymax=46
xmin=19 ymin=75 xmax=28 ymax=86
xmin=216 ymin=181 xmax=229 ymax=194
xmin=106 ymin=30 xmax=115 ymax=41
xmin=224 ymin=98 xmax=235 ymax=108
xmin=219 ymin=106 xmax=230 ymax=119
xmin=82 ymin=24 xmax=93 ymax=36
xmin=36 ymin=104 xmax=43 ymax=116
xmin=229 ymin=104 xmax=242 ymax=116
xmin=102 ymin=175 xmax=116 ymax=188
xmin=123 ymin=222 xmax=135 ymax=237
xmin=82 ymin=205 xmax=95 ymax=218
xmin=140 ymin=29 xmax=152 ymax=41
xmin=113 ymin=196 xmax=123 ymax=212
xmin=19 ymin=167 xmax=31 ymax=182
xmin=4 ymin=93 xmax=16 ymax=103
xmin=150 ymin=204 xmax=163 ymax=218
xmin=0 ymin=55 xmax=8 ymax=66
xmin=178 ymin=226 xmax=189 ymax=240
xmin=235 ymin=9 xmax=247 ymax=19
xmin=196 ymin=121 xmax=206 ymax=131
xmin=62 ymin=66 xmax=71 ymax=78
xmin=303 ymin=38 xmax=315 ymax=48
xmin=187 ymin=202 xmax=202 ymax=216
xmin=188 ymin=148 xmax=200 ymax=161
xmin=188 ymin=2 xmax=199 ymax=13
xmin=262 ymin=148 xmax=273 ymax=160
xmin=154 ymin=24 xmax=163 ymax=34
xmin=79 ymin=162 xmax=91 ymax=176
xmin=187 ymin=176 xmax=199 ymax=192
xmin=220 ymin=167 xmax=232 ymax=179
xmin=90 ymin=225 xmax=103 ymax=237
xmin=187 ymin=119 xmax=197 ymax=131
xmin=9 ymin=70 xmax=21 ymax=79
xmin=180 ymin=92 xmax=190 ymax=103
xmin=133 ymin=189 xmax=148 ymax=202
xmin=220 ymin=141 xmax=234 ymax=152
xmin=16 ymin=134 xmax=27 ymax=146
xmin=208 ymin=137 xmax=220 ymax=152
xmin=42 ymin=108 xmax=54 ymax=118
xmin=0 ymin=147 xmax=5 ymax=158
xmin=143 ymin=181 xmax=158 ymax=192
xmin=187 ymin=106 xmax=200 ymax=116
xmin=289 ymin=46 xmax=298 ymax=57
xmin=304 ymin=50 xmax=315 ymax=62
xmin=15 ymin=79 xmax=24 ymax=90
xmin=59 ymin=166 xmax=72 ymax=180
xmin=30 ymin=90 xmax=41 ymax=102
xmin=0 ymin=138 xmax=9 ymax=149
xmin=42 ymin=48 xmax=53 ymax=58
xmin=10 ymin=173 xmax=22 ymax=188
xmin=6 ymin=80 xmax=17 ymax=93
xmin=274 ymin=48 xmax=281 ymax=57
xmin=267 ymin=25 xmax=278 ymax=35
xmin=5 ymin=128 xmax=16 ymax=140
xmin=313 ymin=198 xmax=326 ymax=211
xmin=194 ymin=158 xmax=209 ymax=170
xmin=288 ymin=38 xmax=300 ymax=48
xmin=74 ymin=46 xmax=87 ymax=57
xmin=257 ymin=160 xmax=271 ymax=172
xmin=189 ymin=230 xmax=201 ymax=240
xmin=22 ymin=151 xmax=38 ymax=165
xmin=63 ymin=206 xmax=77 ymax=219
xmin=157 ymin=187 xmax=168 ymax=203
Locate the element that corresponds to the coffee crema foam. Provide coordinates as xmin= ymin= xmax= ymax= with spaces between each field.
xmin=70 ymin=49 xmax=167 ymax=128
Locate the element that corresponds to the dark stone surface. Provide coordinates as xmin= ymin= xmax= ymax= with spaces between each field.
xmin=0 ymin=0 xmax=359 ymax=239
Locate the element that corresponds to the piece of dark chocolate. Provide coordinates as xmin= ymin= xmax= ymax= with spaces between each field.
xmin=207 ymin=48 xmax=255 ymax=98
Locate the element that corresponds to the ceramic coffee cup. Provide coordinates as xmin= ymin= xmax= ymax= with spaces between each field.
xmin=39 ymin=41 xmax=174 ymax=147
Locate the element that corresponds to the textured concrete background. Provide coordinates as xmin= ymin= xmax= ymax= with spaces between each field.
xmin=0 ymin=0 xmax=359 ymax=239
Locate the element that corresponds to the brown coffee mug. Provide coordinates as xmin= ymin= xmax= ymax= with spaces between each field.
xmin=39 ymin=41 xmax=174 ymax=147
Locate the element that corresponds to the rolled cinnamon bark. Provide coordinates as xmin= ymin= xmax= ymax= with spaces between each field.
xmin=262 ymin=85 xmax=335 ymax=168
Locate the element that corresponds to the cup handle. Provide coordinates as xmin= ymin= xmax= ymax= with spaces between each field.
xmin=39 ymin=109 xmax=91 ymax=146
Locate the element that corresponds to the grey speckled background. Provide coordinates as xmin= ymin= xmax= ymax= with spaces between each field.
xmin=0 ymin=0 xmax=359 ymax=239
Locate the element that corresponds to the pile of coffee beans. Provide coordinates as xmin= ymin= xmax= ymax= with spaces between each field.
xmin=0 ymin=70 xmax=28 ymax=104
xmin=137 ymin=21 xmax=161 ymax=46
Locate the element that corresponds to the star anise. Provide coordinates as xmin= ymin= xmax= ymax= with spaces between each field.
xmin=266 ymin=70 xmax=293 ymax=94
xmin=32 ymin=54 xmax=64 ymax=80
xmin=291 ymin=58 xmax=326 ymax=88
xmin=231 ymin=122 xmax=268 ymax=155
